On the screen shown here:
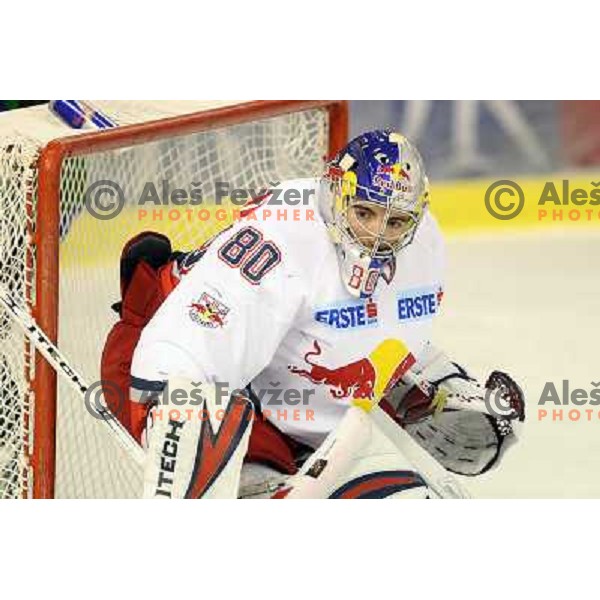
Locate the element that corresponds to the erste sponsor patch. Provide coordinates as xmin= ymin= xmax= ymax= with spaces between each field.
xmin=397 ymin=285 xmax=443 ymax=322
xmin=314 ymin=299 xmax=378 ymax=330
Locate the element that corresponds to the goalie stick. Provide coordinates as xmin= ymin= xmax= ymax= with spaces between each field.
xmin=369 ymin=365 xmax=471 ymax=498
xmin=369 ymin=405 xmax=470 ymax=499
xmin=0 ymin=286 xmax=145 ymax=466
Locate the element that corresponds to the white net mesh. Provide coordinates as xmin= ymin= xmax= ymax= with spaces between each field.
xmin=0 ymin=101 xmax=331 ymax=498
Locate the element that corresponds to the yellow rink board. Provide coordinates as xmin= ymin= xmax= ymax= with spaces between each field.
xmin=61 ymin=203 xmax=238 ymax=268
xmin=430 ymin=173 xmax=600 ymax=235
xmin=61 ymin=173 xmax=600 ymax=268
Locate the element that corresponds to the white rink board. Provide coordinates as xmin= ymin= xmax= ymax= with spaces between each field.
xmin=437 ymin=229 xmax=600 ymax=498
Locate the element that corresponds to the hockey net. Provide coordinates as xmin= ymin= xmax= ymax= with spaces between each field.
xmin=0 ymin=100 xmax=347 ymax=498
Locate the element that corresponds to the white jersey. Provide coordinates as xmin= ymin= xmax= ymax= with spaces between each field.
xmin=131 ymin=179 xmax=445 ymax=449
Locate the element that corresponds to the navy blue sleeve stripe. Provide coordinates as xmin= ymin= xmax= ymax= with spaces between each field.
xmin=131 ymin=376 xmax=166 ymax=392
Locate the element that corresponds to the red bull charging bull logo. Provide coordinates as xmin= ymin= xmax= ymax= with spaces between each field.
xmin=189 ymin=292 xmax=229 ymax=329
xmin=288 ymin=339 xmax=416 ymax=408
xmin=288 ymin=340 xmax=378 ymax=401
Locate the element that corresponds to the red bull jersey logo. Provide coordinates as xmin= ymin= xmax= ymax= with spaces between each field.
xmin=288 ymin=338 xmax=415 ymax=406
xmin=288 ymin=340 xmax=376 ymax=400
xmin=189 ymin=292 xmax=229 ymax=329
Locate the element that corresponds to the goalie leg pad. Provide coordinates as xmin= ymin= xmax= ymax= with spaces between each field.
xmin=143 ymin=379 xmax=254 ymax=499
xmin=282 ymin=407 xmax=429 ymax=499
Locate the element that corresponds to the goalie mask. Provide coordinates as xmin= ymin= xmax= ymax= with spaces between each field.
xmin=320 ymin=130 xmax=430 ymax=298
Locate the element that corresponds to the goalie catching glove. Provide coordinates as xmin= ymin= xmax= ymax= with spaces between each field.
xmin=383 ymin=345 xmax=525 ymax=476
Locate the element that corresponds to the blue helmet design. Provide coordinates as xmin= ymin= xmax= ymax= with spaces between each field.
xmin=320 ymin=130 xmax=430 ymax=298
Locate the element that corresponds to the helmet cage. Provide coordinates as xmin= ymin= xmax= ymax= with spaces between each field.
xmin=324 ymin=168 xmax=427 ymax=260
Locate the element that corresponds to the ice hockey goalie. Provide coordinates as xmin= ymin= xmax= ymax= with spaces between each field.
xmin=101 ymin=130 xmax=525 ymax=499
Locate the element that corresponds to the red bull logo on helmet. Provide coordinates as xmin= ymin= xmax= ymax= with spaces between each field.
xmin=189 ymin=292 xmax=230 ymax=329
xmin=373 ymin=163 xmax=413 ymax=196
